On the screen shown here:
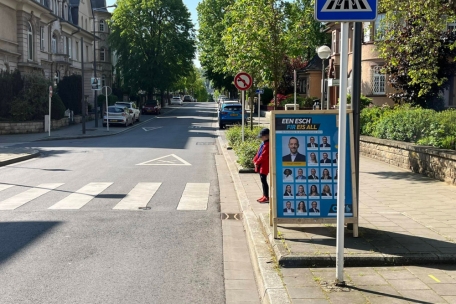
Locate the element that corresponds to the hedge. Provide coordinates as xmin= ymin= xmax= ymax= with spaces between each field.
xmin=226 ymin=125 xmax=263 ymax=168
xmin=360 ymin=105 xmax=456 ymax=150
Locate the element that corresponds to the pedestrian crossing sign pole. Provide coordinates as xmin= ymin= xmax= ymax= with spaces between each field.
xmin=315 ymin=0 xmax=377 ymax=287
xmin=315 ymin=0 xmax=377 ymax=22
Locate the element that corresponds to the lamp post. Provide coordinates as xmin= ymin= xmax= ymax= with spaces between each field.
xmin=317 ymin=45 xmax=331 ymax=110
xmin=92 ymin=4 xmax=116 ymax=127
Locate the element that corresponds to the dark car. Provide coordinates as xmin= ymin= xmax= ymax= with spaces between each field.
xmin=183 ymin=95 xmax=194 ymax=102
xmin=218 ymin=103 xmax=246 ymax=129
xmin=142 ymin=100 xmax=161 ymax=115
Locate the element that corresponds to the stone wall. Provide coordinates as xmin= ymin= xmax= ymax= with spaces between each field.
xmin=360 ymin=136 xmax=456 ymax=186
xmin=0 ymin=118 xmax=69 ymax=134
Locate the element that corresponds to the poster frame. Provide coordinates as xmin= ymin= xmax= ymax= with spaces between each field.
xmin=269 ymin=110 xmax=358 ymax=238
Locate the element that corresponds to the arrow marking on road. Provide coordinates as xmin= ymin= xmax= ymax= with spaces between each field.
xmin=142 ymin=127 xmax=163 ymax=132
xmin=136 ymin=154 xmax=191 ymax=166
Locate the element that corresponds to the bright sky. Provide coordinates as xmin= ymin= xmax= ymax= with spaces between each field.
xmin=106 ymin=0 xmax=201 ymax=67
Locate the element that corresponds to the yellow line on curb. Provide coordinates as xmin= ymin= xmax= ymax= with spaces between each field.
xmin=429 ymin=275 xmax=440 ymax=283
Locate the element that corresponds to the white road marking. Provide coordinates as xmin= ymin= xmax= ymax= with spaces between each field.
xmin=177 ymin=183 xmax=210 ymax=211
xmin=48 ymin=182 xmax=112 ymax=210
xmin=0 ymin=183 xmax=64 ymax=210
xmin=0 ymin=184 xmax=14 ymax=192
xmin=136 ymin=154 xmax=191 ymax=166
xmin=113 ymin=183 xmax=161 ymax=210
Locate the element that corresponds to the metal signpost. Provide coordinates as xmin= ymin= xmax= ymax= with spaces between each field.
xmin=315 ymin=0 xmax=377 ymax=285
xmin=48 ymin=86 xmax=52 ymax=137
xmin=102 ymin=86 xmax=111 ymax=131
xmin=234 ymin=72 xmax=252 ymax=141
xmin=256 ymin=89 xmax=264 ymax=125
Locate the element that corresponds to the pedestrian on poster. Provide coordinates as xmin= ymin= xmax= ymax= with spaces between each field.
xmin=253 ymin=128 xmax=270 ymax=203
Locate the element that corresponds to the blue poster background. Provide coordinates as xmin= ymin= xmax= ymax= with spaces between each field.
xmin=275 ymin=113 xmax=353 ymax=218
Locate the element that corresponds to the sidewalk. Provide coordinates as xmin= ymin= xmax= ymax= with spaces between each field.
xmin=219 ymin=131 xmax=456 ymax=303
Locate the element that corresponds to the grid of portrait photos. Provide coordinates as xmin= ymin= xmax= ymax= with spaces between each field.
xmin=280 ymin=134 xmax=339 ymax=217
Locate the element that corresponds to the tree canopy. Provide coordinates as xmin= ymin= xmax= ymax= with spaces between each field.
xmin=377 ymin=0 xmax=456 ymax=108
xmin=109 ymin=0 xmax=196 ymax=99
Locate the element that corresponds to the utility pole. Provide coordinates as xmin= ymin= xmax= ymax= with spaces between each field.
xmin=81 ymin=37 xmax=86 ymax=134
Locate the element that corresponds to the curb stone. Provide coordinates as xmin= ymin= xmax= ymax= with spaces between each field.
xmin=218 ymin=136 xmax=291 ymax=304
xmin=0 ymin=149 xmax=40 ymax=167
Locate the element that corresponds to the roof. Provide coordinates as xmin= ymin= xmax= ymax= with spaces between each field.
xmin=299 ymin=55 xmax=323 ymax=72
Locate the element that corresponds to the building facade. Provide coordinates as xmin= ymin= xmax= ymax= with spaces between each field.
xmin=0 ymin=0 xmax=112 ymax=108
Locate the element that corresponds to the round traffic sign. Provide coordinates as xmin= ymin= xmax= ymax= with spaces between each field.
xmin=49 ymin=85 xmax=53 ymax=97
xmin=234 ymin=72 xmax=252 ymax=91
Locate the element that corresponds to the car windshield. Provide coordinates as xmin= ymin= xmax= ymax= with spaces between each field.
xmin=172 ymin=97 xmax=180 ymax=100
xmin=108 ymin=107 xmax=125 ymax=113
xmin=116 ymin=103 xmax=131 ymax=108
xmin=224 ymin=106 xmax=242 ymax=111
xmin=146 ymin=100 xmax=158 ymax=106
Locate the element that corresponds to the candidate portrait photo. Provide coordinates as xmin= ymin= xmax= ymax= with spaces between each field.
xmin=282 ymin=136 xmax=306 ymax=166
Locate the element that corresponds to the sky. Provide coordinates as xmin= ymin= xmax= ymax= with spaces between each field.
xmin=105 ymin=0 xmax=201 ymax=67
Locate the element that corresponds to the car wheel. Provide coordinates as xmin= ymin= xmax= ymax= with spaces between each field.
xmin=219 ymin=124 xmax=224 ymax=129
xmin=137 ymin=115 xmax=140 ymax=122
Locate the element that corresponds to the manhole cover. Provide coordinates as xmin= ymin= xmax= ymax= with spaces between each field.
xmin=221 ymin=213 xmax=242 ymax=220
xmin=138 ymin=207 xmax=151 ymax=210
xmin=196 ymin=142 xmax=215 ymax=145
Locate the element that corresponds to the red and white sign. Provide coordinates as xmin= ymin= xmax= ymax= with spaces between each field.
xmin=234 ymin=72 xmax=252 ymax=91
xmin=49 ymin=86 xmax=53 ymax=97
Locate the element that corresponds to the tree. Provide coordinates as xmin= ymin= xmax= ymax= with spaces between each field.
xmin=197 ymin=0 xmax=235 ymax=93
xmin=377 ymin=0 xmax=456 ymax=108
xmin=109 ymin=0 xmax=196 ymax=104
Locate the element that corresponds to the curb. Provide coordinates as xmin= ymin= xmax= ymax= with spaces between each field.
xmin=0 ymin=149 xmax=40 ymax=167
xmin=259 ymin=213 xmax=456 ymax=268
xmin=218 ymin=136 xmax=291 ymax=304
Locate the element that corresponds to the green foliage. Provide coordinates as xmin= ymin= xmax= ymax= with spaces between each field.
xmin=109 ymin=0 xmax=196 ymax=97
xmin=226 ymin=125 xmax=263 ymax=148
xmin=0 ymin=70 xmax=23 ymax=119
xmin=235 ymin=140 xmax=261 ymax=168
xmin=57 ymin=75 xmax=82 ymax=115
xmin=51 ymin=94 xmax=66 ymax=120
xmin=376 ymin=0 xmax=456 ymax=107
xmin=97 ymin=94 xmax=118 ymax=107
xmin=361 ymin=105 xmax=456 ymax=150
xmin=17 ymin=73 xmax=52 ymax=121
xmin=10 ymin=97 xmax=34 ymax=121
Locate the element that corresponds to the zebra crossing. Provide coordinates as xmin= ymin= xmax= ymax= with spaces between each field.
xmin=0 ymin=182 xmax=210 ymax=211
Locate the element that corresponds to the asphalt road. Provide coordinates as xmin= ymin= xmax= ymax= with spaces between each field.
xmin=0 ymin=103 xmax=225 ymax=304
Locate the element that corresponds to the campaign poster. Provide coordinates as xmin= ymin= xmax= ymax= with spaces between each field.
xmin=274 ymin=113 xmax=353 ymax=218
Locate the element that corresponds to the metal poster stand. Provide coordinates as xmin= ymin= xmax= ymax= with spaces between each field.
xmin=269 ymin=110 xmax=358 ymax=238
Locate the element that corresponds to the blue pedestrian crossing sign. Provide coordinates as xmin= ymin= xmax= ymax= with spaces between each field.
xmin=315 ymin=0 xmax=377 ymax=22
xmin=256 ymin=89 xmax=264 ymax=94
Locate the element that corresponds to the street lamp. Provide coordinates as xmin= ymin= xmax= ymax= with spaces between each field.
xmin=317 ymin=45 xmax=331 ymax=110
xmin=92 ymin=4 xmax=116 ymax=127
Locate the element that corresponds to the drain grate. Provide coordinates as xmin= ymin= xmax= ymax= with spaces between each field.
xmin=196 ymin=142 xmax=215 ymax=145
xmin=138 ymin=207 xmax=151 ymax=210
xmin=221 ymin=213 xmax=243 ymax=220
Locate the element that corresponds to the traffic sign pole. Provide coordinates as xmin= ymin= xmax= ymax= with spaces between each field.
xmin=242 ymin=90 xmax=245 ymax=142
xmin=336 ymin=21 xmax=349 ymax=286
xmin=49 ymin=86 xmax=52 ymax=137
xmin=258 ymin=91 xmax=261 ymax=125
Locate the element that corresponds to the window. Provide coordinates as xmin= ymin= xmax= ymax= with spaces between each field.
xmin=363 ymin=22 xmax=371 ymax=42
xmin=51 ymin=34 xmax=57 ymax=53
xmin=99 ymin=20 xmax=105 ymax=32
xmin=100 ymin=47 xmax=105 ymax=61
xmin=86 ymin=45 xmax=89 ymax=60
xmin=375 ymin=13 xmax=386 ymax=41
xmin=76 ymin=41 xmax=79 ymax=60
xmin=63 ymin=36 xmax=66 ymax=55
xmin=102 ymin=74 xmax=106 ymax=87
xmin=40 ymin=26 xmax=44 ymax=50
xmin=81 ymin=16 xmax=83 ymax=27
xmin=448 ymin=23 xmax=456 ymax=32
xmin=85 ymin=19 xmax=88 ymax=30
xmin=68 ymin=38 xmax=72 ymax=58
xmin=331 ymin=30 xmax=339 ymax=54
xmin=371 ymin=66 xmax=386 ymax=95
xmin=27 ymin=22 xmax=33 ymax=61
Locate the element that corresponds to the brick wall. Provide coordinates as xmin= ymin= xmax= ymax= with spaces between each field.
xmin=360 ymin=136 xmax=456 ymax=186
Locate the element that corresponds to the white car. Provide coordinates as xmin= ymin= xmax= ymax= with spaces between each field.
xmin=115 ymin=102 xmax=141 ymax=122
xmin=170 ymin=96 xmax=183 ymax=105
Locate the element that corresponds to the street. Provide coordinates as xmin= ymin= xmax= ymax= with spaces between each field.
xmin=0 ymin=103 xmax=225 ymax=304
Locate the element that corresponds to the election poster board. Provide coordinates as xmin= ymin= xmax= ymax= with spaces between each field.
xmin=270 ymin=110 xmax=358 ymax=238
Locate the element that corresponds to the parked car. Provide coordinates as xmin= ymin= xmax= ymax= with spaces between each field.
xmin=103 ymin=106 xmax=133 ymax=127
xmin=218 ymin=99 xmax=239 ymax=111
xmin=170 ymin=96 xmax=183 ymax=105
xmin=218 ymin=103 xmax=247 ymax=129
xmin=183 ymin=95 xmax=194 ymax=102
xmin=115 ymin=101 xmax=141 ymax=122
xmin=142 ymin=100 xmax=161 ymax=115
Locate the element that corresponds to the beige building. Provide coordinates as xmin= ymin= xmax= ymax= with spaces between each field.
xmin=0 ymin=0 xmax=112 ymax=107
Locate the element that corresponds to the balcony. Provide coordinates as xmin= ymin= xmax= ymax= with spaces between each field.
xmin=52 ymin=53 xmax=70 ymax=65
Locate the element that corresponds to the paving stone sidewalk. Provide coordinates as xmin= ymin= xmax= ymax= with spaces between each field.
xmin=220 ymin=130 xmax=456 ymax=303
